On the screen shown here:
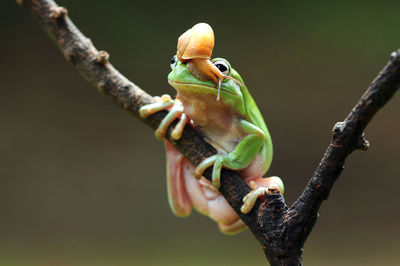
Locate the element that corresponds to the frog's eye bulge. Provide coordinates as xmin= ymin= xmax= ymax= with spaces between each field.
xmin=211 ymin=58 xmax=242 ymax=88
xmin=170 ymin=55 xmax=178 ymax=69
xmin=212 ymin=59 xmax=230 ymax=76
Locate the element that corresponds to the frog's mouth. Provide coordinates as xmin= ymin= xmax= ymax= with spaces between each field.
xmin=168 ymin=80 xmax=238 ymax=96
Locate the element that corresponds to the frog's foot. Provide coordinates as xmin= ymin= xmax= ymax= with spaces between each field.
xmin=194 ymin=155 xmax=221 ymax=188
xmin=139 ymin=95 xmax=188 ymax=140
xmin=139 ymin=94 xmax=174 ymax=118
xmin=194 ymin=153 xmax=248 ymax=190
xmin=240 ymin=181 xmax=268 ymax=214
xmin=240 ymin=176 xmax=284 ymax=214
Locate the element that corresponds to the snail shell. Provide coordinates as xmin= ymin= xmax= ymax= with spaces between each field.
xmin=177 ymin=23 xmax=214 ymax=63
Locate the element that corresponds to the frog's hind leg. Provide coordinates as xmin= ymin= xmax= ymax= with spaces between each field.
xmin=165 ymin=140 xmax=192 ymax=217
xmin=165 ymin=140 xmax=247 ymax=234
xmin=218 ymin=218 xmax=247 ymax=235
xmin=184 ymin=172 xmax=247 ymax=235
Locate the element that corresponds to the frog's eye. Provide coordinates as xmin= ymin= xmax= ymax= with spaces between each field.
xmin=170 ymin=55 xmax=178 ymax=69
xmin=212 ymin=59 xmax=230 ymax=76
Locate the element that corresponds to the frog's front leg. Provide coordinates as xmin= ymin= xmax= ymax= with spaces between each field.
xmin=194 ymin=120 xmax=266 ymax=189
xmin=140 ymin=94 xmax=188 ymax=140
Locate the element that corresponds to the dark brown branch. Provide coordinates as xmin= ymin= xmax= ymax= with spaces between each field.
xmin=292 ymin=52 xmax=400 ymax=216
xmin=282 ymin=50 xmax=400 ymax=265
xmin=18 ymin=0 xmax=400 ymax=265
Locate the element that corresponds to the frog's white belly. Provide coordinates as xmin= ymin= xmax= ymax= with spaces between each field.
xmin=177 ymin=90 xmax=245 ymax=153
xmin=176 ymin=86 xmax=269 ymax=178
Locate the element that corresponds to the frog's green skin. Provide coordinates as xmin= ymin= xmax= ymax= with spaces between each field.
xmin=140 ymin=58 xmax=284 ymax=234
xmin=168 ymin=60 xmax=274 ymax=186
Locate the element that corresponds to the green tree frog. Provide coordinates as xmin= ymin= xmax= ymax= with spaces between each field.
xmin=140 ymin=23 xmax=284 ymax=234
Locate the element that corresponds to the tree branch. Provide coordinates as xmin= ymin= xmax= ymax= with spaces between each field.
xmin=292 ymin=52 xmax=400 ymax=217
xmin=18 ymin=0 xmax=400 ymax=265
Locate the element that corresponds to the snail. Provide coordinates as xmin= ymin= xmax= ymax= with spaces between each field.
xmin=176 ymin=23 xmax=242 ymax=100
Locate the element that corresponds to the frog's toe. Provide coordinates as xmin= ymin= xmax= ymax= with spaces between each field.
xmin=240 ymin=176 xmax=284 ymax=214
xmin=194 ymin=155 xmax=218 ymax=180
xmin=139 ymin=97 xmax=174 ymax=118
xmin=240 ymin=183 xmax=267 ymax=214
xmin=171 ymin=113 xmax=187 ymax=140
xmin=160 ymin=94 xmax=172 ymax=102
xmin=211 ymin=157 xmax=223 ymax=189
xmin=154 ymin=100 xmax=185 ymax=139
xmin=253 ymin=176 xmax=284 ymax=195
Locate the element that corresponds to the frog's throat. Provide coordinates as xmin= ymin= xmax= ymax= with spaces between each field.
xmin=168 ymin=80 xmax=238 ymax=96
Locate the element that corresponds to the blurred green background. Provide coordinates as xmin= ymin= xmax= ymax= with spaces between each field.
xmin=1 ymin=0 xmax=400 ymax=265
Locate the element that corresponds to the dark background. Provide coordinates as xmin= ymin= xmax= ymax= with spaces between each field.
xmin=1 ymin=1 xmax=399 ymax=265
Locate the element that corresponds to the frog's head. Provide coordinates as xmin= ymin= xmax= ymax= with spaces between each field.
xmin=173 ymin=23 xmax=244 ymax=101
xmin=168 ymin=56 xmax=244 ymax=102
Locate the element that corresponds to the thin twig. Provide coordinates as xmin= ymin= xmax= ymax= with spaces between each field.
xmin=18 ymin=0 xmax=400 ymax=265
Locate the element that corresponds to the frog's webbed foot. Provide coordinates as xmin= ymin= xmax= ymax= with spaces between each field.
xmin=139 ymin=94 xmax=188 ymax=140
xmin=240 ymin=176 xmax=284 ymax=214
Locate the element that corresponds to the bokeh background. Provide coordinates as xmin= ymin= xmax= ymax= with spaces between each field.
xmin=1 ymin=1 xmax=400 ymax=265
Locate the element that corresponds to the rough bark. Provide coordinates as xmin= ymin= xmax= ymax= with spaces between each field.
xmin=18 ymin=0 xmax=400 ymax=264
